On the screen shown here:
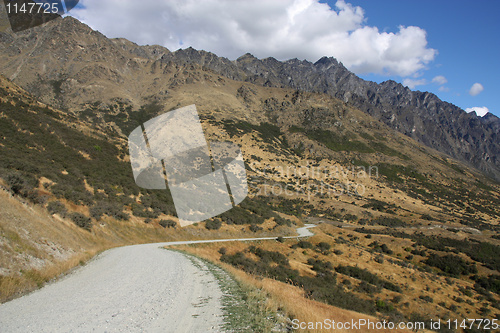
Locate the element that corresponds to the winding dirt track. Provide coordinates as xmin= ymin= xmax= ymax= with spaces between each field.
xmin=0 ymin=225 xmax=315 ymax=333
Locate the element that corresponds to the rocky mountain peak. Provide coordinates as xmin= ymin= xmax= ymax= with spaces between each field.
xmin=236 ymin=53 xmax=258 ymax=62
xmin=314 ymin=56 xmax=340 ymax=70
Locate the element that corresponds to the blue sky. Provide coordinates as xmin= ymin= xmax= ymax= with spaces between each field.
xmin=338 ymin=0 xmax=499 ymax=117
xmin=70 ymin=0 xmax=498 ymax=117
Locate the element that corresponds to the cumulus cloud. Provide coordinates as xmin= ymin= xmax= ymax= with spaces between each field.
xmin=403 ymin=78 xmax=427 ymax=89
xmin=71 ymin=0 xmax=437 ymax=77
xmin=465 ymin=106 xmax=489 ymax=117
xmin=469 ymin=83 xmax=484 ymax=96
xmin=432 ymin=75 xmax=447 ymax=85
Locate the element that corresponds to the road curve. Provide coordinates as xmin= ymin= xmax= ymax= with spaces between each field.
xmin=0 ymin=225 xmax=316 ymax=332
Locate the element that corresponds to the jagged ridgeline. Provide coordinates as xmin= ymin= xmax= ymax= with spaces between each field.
xmin=1 ymin=17 xmax=497 ymax=181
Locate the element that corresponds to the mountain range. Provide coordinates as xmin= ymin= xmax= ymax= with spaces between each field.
xmin=1 ymin=16 xmax=496 ymax=181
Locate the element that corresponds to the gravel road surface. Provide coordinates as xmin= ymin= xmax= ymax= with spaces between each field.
xmin=0 ymin=225 xmax=315 ymax=332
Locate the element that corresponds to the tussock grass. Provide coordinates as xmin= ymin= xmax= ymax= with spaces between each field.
xmin=171 ymin=243 xmax=411 ymax=333
xmin=0 ymin=248 xmax=103 ymax=302
xmin=0 ymin=187 xmax=296 ymax=304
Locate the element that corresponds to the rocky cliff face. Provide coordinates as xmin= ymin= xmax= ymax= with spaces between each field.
xmin=0 ymin=17 xmax=498 ymax=181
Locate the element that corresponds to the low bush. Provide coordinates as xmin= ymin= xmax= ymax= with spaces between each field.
xmin=159 ymin=219 xmax=177 ymax=228
xmin=47 ymin=201 xmax=67 ymax=217
xmin=69 ymin=212 xmax=92 ymax=231
xmin=369 ymin=241 xmax=393 ymax=254
xmin=473 ymin=274 xmax=500 ymax=295
xmin=131 ymin=203 xmax=160 ymax=219
xmin=90 ymin=201 xmax=129 ymax=221
xmin=205 ymin=219 xmax=222 ymax=230
xmin=292 ymin=240 xmax=314 ymax=249
xmin=316 ymin=242 xmax=331 ymax=254
xmin=307 ymin=259 xmax=333 ymax=274
xmin=249 ymin=224 xmax=263 ymax=233
xmin=419 ymin=295 xmax=433 ymax=303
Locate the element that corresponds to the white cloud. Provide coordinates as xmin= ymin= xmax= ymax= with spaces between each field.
xmin=71 ymin=0 xmax=437 ymax=77
xmin=465 ymin=106 xmax=489 ymax=117
xmin=432 ymin=75 xmax=447 ymax=85
xmin=403 ymin=78 xmax=427 ymax=89
xmin=469 ymin=83 xmax=484 ymax=96
xmin=438 ymin=86 xmax=449 ymax=92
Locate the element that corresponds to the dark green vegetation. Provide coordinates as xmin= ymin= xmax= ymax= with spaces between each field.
xmin=473 ymin=275 xmax=500 ymax=295
xmin=0 ymin=97 xmax=180 ymax=230
xmin=221 ymin=119 xmax=283 ymax=145
xmin=424 ymin=254 xmax=478 ymax=277
xmin=287 ymin=126 xmax=406 ymax=159
xmin=203 ymin=196 xmax=295 ymax=230
xmin=335 ymin=265 xmax=401 ymax=293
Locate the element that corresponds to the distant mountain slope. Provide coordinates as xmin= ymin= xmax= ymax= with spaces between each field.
xmin=0 ymin=16 xmax=498 ymax=181
xmin=163 ymin=49 xmax=500 ymax=182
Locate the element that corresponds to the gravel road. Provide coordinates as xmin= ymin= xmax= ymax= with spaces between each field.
xmin=0 ymin=225 xmax=315 ymax=332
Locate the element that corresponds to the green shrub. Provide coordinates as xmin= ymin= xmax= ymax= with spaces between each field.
xmin=4 ymin=172 xmax=39 ymax=201
xmin=90 ymin=201 xmax=129 ymax=221
xmin=293 ymin=240 xmax=314 ymax=249
xmin=473 ymin=274 xmax=500 ymax=295
xmin=205 ymin=219 xmax=222 ymax=230
xmin=218 ymin=247 xmax=378 ymax=315
xmin=69 ymin=212 xmax=92 ymax=231
xmin=47 ymin=201 xmax=67 ymax=217
xmin=419 ymin=295 xmax=433 ymax=303
xmin=307 ymin=259 xmax=333 ymax=274
xmin=249 ymin=224 xmax=263 ymax=232
xmin=131 ymin=203 xmax=160 ymax=219
xmin=424 ymin=253 xmax=478 ymax=277
xmin=335 ymin=265 xmax=401 ymax=292
xmin=159 ymin=219 xmax=177 ymax=228
xmin=369 ymin=241 xmax=394 ymax=254
xmin=316 ymin=242 xmax=331 ymax=254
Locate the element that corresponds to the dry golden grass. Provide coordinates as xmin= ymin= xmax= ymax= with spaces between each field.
xmin=0 ymin=247 xmax=105 ymax=302
xmin=0 ymin=183 xmax=296 ymax=303
xmin=172 ymin=243 xmax=415 ymax=333
xmin=170 ymin=216 xmax=500 ymax=331
xmin=314 ymin=223 xmax=500 ymax=320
